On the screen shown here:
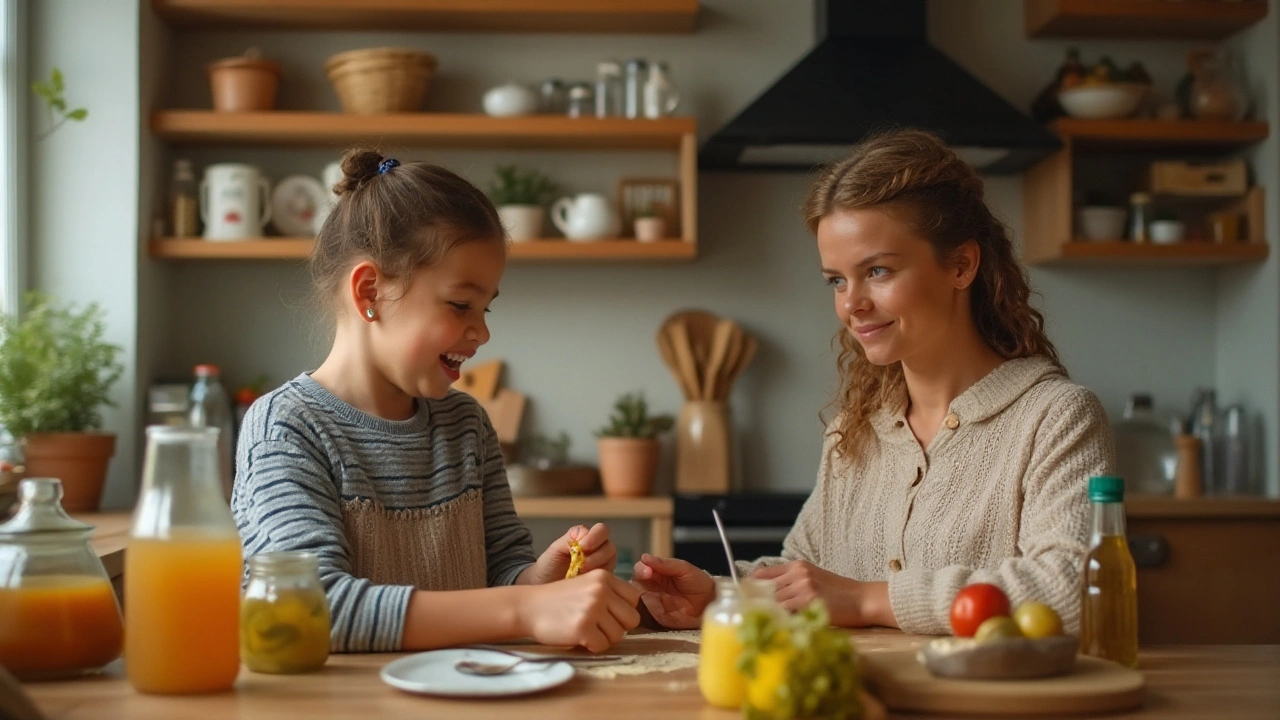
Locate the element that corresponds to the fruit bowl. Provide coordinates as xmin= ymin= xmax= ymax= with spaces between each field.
xmin=1058 ymin=83 xmax=1148 ymax=120
xmin=918 ymin=635 xmax=1079 ymax=680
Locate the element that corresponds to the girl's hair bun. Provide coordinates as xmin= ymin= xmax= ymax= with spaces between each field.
xmin=334 ymin=148 xmax=384 ymax=196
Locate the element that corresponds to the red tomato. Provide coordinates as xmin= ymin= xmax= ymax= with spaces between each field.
xmin=950 ymin=583 xmax=1011 ymax=637
xmin=235 ymin=387 xmax=259 ymax=406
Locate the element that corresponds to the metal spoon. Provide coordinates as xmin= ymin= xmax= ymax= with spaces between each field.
xmin=712 ymin=508 xmax=739 ymax=584
xmin=454 ymin=654 xmax=626 ymax=676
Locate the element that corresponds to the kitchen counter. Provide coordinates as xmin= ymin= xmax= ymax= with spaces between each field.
xmin=24 ymin=631 xmax=1280 ymax=719
xmin=1127 ymin=495 xmax=1280 ymax=519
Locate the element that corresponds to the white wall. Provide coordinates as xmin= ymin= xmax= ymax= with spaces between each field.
xmin=29 ymin=0 xmax=141 ymax=509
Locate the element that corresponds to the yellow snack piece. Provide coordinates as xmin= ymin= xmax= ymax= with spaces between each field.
xmin=566 ymin=538 xmax=585 ymax=579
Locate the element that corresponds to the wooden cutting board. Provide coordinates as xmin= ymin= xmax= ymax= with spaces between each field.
xmin=862 ymin=649 xmax=1145 ymax=716
xmin=453 ymin=359 xmax=503 ymax=400
xmin=479 ymin=388 xmax=525 ymax=445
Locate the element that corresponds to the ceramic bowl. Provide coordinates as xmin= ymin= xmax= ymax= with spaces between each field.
xmin=1149 ymin=220 xmax=1186 ymax=245
xmin=919 ymin=635 xmax=1079 ymax=680
xmin=1059 ymin=83 xmax=1148 ymax=120
xmin=1077 ymin=206 xmax=1127 ymax=241
xmin=506 ymin=464 xmax=600 ymax=497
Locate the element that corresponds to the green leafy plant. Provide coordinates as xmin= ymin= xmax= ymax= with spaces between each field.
xmin=635 ymin=204 xmax=661 ymax=219
xmin=487 ymin=165 xmax=560 ymax=207
xmin=0 ymin=293 xmax=123 ymax=438
xmin=595 ymin=392 xmax=673 ymax=439
xmin=739 ymin=601 xmax=864 ymax=720
xmin=32 ymin=67 xmax=89 ymax=141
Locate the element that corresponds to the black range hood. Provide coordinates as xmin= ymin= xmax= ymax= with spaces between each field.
xmin=700 ymin=0 xmax=1060 ymax=174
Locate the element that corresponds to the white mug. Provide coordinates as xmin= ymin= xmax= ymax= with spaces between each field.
xmin=200 ymin=163 xmax=272 ymax=240
xmin=315 ymin=161 xmax=344 ymax=232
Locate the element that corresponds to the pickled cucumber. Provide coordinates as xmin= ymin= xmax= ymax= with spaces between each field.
xmin=240 ymin=589 xmax=330 ymax=674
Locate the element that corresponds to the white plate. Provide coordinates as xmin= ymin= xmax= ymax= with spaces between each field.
xmin=380 ymin=649 xmax=575 ymax=698
xmin=270 ymin=175 xmax=329 ymax=236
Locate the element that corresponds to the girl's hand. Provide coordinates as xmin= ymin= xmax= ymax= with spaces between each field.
xmin=751 ymin=561 xmax=894 ymax=628
xmin=518 ymin=570 xmax=642 ymax=652
xmin=631 ymin=553 xmax=715 ymax=629
xmin=525 ymin=523 xmax=617 ymax=585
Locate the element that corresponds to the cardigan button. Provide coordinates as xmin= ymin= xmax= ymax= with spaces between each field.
xmin=944 ymin=412 xmax=960 ymax=430
xmin=888 ymin=559 xmax=903 ymax=572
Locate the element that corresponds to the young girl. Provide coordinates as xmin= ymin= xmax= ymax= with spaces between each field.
xmin=232 ymin=149 xmax=640 ymax=653
xmin=634 ymin=129 xmax=1114 ymax=635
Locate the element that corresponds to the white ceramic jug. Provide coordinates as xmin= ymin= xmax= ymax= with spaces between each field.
xmin=550 ymin=193 xmax=621 ymax=241
xmin=200 ymin=163 xmax=272 ymax=240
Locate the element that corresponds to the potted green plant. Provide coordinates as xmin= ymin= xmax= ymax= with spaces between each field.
xmin=633 ymin=204 xmax=667 ymax=243
xmin=487 ymin=165 xmax=560 ymax=242
xmin=0 ymin=293 xmax=124 ymax=511
xmin=595 ymin=392 xmax=673 ymax=497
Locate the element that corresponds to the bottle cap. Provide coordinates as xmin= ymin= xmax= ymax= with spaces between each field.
xmin=1088 ymin=475 xmax=1125 ymax=503
xmin=194 ymin=364 xmax=221 ymax=377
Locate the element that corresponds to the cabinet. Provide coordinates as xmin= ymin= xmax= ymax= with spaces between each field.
xmin=151 ymin=1 xmax=701 ymax=262
xmin=1127 ymin=497 xmax=1280 ymax=644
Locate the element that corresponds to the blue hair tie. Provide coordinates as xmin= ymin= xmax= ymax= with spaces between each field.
xmin=377 ymin=158 xmax=400 ymax=175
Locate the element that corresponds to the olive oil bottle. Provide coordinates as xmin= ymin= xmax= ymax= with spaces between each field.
xmin=1080 ymin=475 xmax=1139 ymax=668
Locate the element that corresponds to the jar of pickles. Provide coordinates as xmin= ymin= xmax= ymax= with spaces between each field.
xmin=241 ymin=551 xmax=330 ymax=674
xmin=0 ymin=478 xmax=123 ymax=679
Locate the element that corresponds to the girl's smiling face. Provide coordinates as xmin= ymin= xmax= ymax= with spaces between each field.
xmin=371 ymin=240 xmax=506 ymax=400
xmin=817 ymin=207 xmax=974 ymax=368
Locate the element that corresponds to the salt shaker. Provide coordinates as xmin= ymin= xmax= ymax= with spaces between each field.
xmin=643 ymin=62 xmax=680 ymax=118
xmin=566 ymin=83 xmax=594 ymax=119
xmin=624 ymin=59 xmax=648 ymax=119
xmin=595 ymin=60 xmax=624 ymax=118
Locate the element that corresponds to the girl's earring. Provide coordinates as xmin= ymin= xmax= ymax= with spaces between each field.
xmin=365 ymin=307 xmax=376 ymax=320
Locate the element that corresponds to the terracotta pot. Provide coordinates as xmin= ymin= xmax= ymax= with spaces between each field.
xmin=208 ymin=56 xmax=281 ymax=112
xmin=634 ymin=216 xmax=667 ymax=242
xmin=497 ymin=205 xmax=545 ymax=242
xmin=22 ymin=433 xmax=116 ymax=512
xmin=597 ymin=437 xmax=659 ymax=498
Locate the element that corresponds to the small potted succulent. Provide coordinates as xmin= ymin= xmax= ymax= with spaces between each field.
xmin=595 ymin=392 xmax=673 ymax=497
xmin=633 ymin=204 xmax=667 ymax=243
xmin=0 ymin=293 xmax=123 ymax=511
xmin=487 ymin=165 xmax=560 ymax=242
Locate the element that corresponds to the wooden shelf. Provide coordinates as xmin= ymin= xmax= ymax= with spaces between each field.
xmin=513 ymin=496 xmax=672 ymax=519
xmin=153 ymin=0 xmax=699 ymax=33
xmin=1038 ymin=241 xmax=1269 ymax=265
xmin=1025 ymin=0 xmax=1267 ymax=40
xmin=152 ymin=111 xmax=696 ymax=150
xmin=149 ymin=237 xmax=697 ymax=262
xmin=1051 ymin=118 xmax=1270 ymax=148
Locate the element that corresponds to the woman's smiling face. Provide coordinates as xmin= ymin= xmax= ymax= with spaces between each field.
xmin=817 ymin=207 xmax=971 ymax=367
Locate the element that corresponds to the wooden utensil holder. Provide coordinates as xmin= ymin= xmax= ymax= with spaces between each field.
xmin=676 ymin=401 xmax=730 ymax=494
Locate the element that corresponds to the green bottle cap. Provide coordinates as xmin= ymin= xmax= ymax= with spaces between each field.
xmin=1089 ymin=475 xmax=1125 ymax=503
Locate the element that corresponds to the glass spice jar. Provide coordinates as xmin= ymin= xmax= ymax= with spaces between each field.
xmin=241 ymin=551 xmax=331 ymax=674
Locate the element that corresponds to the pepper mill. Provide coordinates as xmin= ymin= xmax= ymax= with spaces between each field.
xmin=1173 ymin=434 xmax=1203 ymax=499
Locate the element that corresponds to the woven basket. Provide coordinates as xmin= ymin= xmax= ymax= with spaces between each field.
xmin=325 ymin=47 xmax=436 ymax=114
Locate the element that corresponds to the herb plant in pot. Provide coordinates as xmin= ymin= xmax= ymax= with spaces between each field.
xmin=488 ymin=165 xmax=559 ymax=242
xmin=595 ymin=392 xmax=673 ymax=498
xmin=0 ymin=293 xmax=124 ymax=511
xmin=633 ymin=205 xmax=667 ymax=243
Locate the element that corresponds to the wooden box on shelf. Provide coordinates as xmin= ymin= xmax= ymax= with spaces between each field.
xmin=1023 ymin=118 xmax=1270 ymax=266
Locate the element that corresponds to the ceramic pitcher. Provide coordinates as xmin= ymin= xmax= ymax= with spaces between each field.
xmin=200 ymin=163 xmax=272 ymax=240
xmin=550 ymin=193 xmax=621 ymax=241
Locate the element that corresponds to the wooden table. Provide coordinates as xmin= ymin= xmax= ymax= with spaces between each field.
xmin=23 ymin=630 xmax=1280 ymax=720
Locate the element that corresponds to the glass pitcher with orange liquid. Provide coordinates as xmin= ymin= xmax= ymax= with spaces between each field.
xmin=0 ymin=477 xmax=124 ymax=679
xmin=125 ymin=425 xmax=242 ymax=694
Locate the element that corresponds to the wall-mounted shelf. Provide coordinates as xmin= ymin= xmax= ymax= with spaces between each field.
xmin=152 ymin=111 xmax=696 ymax=150
xmin=149 ymin=238 xmax=697 ymax=262
xmin=1025 ymin=0 xmax=1267 ymax=40
xmin=1035 ymin=241 xmax=1269 ymax=266
xmin=1051 ymin=118 xmax=1271 ymax=149
xmin=153 ymin=0 xmax=699 ymax=33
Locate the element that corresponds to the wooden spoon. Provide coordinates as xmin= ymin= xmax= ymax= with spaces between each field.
xmin=724 ymin=332 xmax=757 ymax=392
xmin=669 ymin=320 xmax=701 ymax=401
xmin=702 ymin=319 xmax=735 ymax=401
xmin=656 ymin=326 xmax=695 ymax=399
xmin=664 ymin=309 xmax=719 ymax=370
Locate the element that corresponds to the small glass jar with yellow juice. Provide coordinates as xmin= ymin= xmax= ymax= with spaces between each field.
xmin=241 ymin=551 xmax=330 ymax=674
xmin=698 ymin=577 xmax=784 ymax=708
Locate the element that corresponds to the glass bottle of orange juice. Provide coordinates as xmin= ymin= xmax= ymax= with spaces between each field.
xmin=698 ymin=577 xmax=784 ymax=708
xmin=125 ymin=426 xmax=242 ymax=694
xmin=0 ymin=478 xmax=123 ymax=679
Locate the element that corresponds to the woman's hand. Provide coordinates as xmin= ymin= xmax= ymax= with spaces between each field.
xmin=524 ymin=523 xmax=617 ymax=585
xmin=631 ymin=554 xmax=715 ymax=629
xmin=517 ymin=570 xmax=641 ymax=652
xmin=751 ymin=561 xmax=894 ymax=628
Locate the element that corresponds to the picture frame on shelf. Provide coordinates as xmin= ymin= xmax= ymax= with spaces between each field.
xmin=617 ymin=178 xmax=679 ymax=239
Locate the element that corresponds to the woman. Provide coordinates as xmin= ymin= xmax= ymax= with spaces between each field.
xmin=634 ymin=129 xmax=1113 ymax=635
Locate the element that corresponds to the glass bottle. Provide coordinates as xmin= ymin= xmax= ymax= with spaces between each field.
xmin=1111 ymin=393 xmax=1176 ymax=496
xmin=170 ymin=159 xmax=199 ymax=238
xmin=539 ymin=78 xmax=568 ymax=115
xmin=1080 ymin=475 xmax=1139 ymax=669
xmin=643 ymin=62 xmax=680 ymax=119
xmin=1128 ymin=192 xmax=1150 ymax=243
xmin=699 ymin=577 xmax=785 ymax=709
xmin=188 ymin=364 xmax=236 ymax=500
xmin=1189 ymin=50 xmax=1246 ymax=122
xmin=595 ymin=60 xmax=624 ymax=118
xmin=1189 ymin=388 xmax=1221 ymax=495
xmin=566 ymin=83 xmax=594 ymax=119
xmin=241 ymin=551 xmax=330 ymax=674
xmin=125 ymin=426 xmax=242 ymax=694
xmin=624 ymin=58 xmax=648 ymax=119
xmin=0 ymin=478 xmax=123 ymax=679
